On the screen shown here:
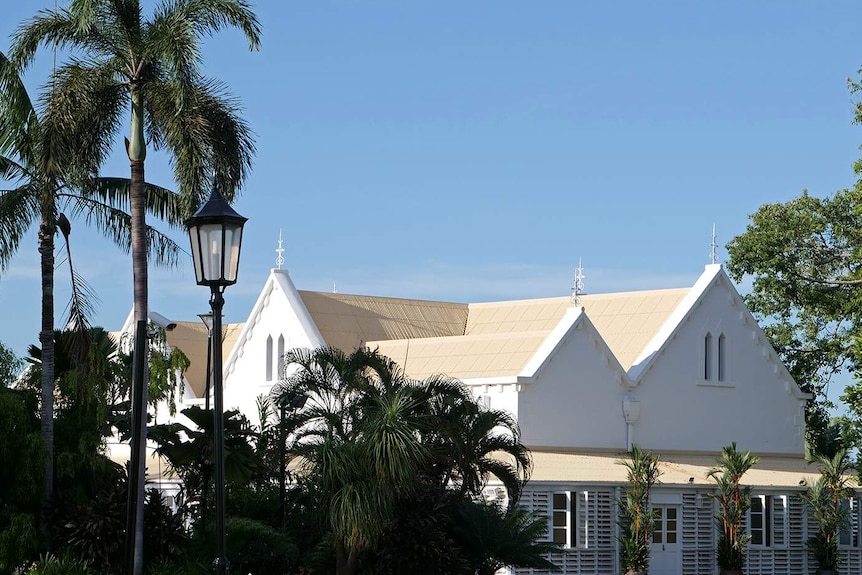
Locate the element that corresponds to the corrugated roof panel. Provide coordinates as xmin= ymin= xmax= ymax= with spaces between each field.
xmin=528 ymin=451 xmax=823 ymax=488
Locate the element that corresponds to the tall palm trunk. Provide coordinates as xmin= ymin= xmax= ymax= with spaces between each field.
xmin=128 ymin=88 xmax=149 ymax=575
xmin=37 ymin=204 xmax=55 ymax=548
xmin=335 ymin=539 xmax=360 ymax=575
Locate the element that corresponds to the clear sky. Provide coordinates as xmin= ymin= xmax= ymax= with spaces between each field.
xmin=1 ymin=2 xmax=861 ymax=405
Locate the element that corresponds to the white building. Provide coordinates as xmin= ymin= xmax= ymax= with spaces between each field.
xmin=126 ymin=263 xmax=862 ymax=575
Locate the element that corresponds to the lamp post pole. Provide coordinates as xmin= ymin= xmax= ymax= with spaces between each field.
xmin=209 ymin=289 xmax=227 ymax=575
xmin=186 ymin=183 xmax=247 ymax=575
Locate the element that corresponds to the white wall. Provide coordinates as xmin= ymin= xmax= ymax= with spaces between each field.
xmin=630 ymin=276 xmax=806 ymax=455
xmin=223 ymin=270 xmax=321 ymax=425
xmin=516 ymin=321 xmax=629 ymax=450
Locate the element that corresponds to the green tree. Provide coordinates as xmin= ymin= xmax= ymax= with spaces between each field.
xmin=0 ymin=377 xmax=43 ymax=572
xmin=725 ymin=188 xmax=862 ymax=451
xmin=149 ymin=405 xmax=264 ymax=516
xmin=707 ymin=443 xmax=760 ymax=574
xmin=0 ymin=50 xmax=183 ymax=546
xmin=11 ymin=4 xmax=259 ymax=562
xmin=0 ymin=341 xmax=22 ymax=386
xmin=424 ymin=392 xmax=531 ymax=507
xmin=273 ymin=347 xmax=546 ymax=575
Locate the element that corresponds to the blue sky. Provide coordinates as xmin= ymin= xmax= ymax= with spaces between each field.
xmin=1 ymin=2 xmax=861 ymax=407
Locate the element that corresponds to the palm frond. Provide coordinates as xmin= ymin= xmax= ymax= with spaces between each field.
xmin=146 ymin=77 xmax=255 ymax=203
xmin=12 ymin=6 xmax=120 ymax=70
xmin=0 ymin=51 xmax=38 ymax=167
xmin=61 ymin=192 xmax=184 ymax=268
xmin=175 ymin=0 xmax=261 ymax=51
xmin=40 ymin=59 xmax=126 ymax=178
xmin=0 ymin=185 xmax=40 ymax=271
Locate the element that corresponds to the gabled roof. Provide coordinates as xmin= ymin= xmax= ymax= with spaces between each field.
xmin=298 ymin=291 xmax=468 ymax=353
xmin=128 ymin=265 xmax=786 ymax=393
xmin=223 ymin=269 xmax=327 ymax=379
xmin=367 ymin=288 xmax=687 ymax=381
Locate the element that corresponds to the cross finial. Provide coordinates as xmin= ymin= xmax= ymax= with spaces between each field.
xmin=275 ymin=229 xmax=285 ymax=269
xmin=571 ymin=258 xmax=585 ymax=305
xmin=710 ymin=223 xmax=717 ymax=265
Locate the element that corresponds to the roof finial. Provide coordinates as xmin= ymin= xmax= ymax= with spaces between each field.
xmin=275 ymin=229 xmax=285 ymax=269
xmin=571 ymin=258 xmax=585 ymax=305
xmin=710 ymin=223 xmax=717 ymax=265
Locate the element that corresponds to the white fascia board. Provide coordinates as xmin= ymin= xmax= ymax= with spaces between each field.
xmin=628 ymin=264 xmax=722 ymax=383
xmin=517 ymin=306 xmax=631 ymax=387
xmin=460 ymin=376 xmax=530 ymax=386
xmin=223 ymin=269 xmax=326 ymax=375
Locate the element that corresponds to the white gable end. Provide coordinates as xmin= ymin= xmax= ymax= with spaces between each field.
xmin=517 ymin=311 xmax=631 ymax=451
xmin=630 ymin=266 xmax=808 ymax=455
xmin=222 ymin=269 xmax=325 ymax=420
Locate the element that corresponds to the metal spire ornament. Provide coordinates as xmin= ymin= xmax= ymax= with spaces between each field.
xmin=275 ymin=229 xmax=285 ymax=269
xmin=571 ymin=258 xmax=585 ymax=306
xmin=710 ymin=223 xmax=717 ymax=265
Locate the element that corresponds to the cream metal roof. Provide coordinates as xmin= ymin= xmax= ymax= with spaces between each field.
xmin=298 ymin=290 xmax=468 ymax=352
xmin=147 ymin=283 xmax=691 ymax=391
xmin=367 ymin=288 xmax=689 ymax=380
xmin=527 ymin=450 xmax=835 ymax=488
xmin=163 ymin=321 xmax=243 ymax=398
xmin=577 ymin=289 xmax=689 ymax=370
xmin=370 ymin=331 xmax=550 ymax=380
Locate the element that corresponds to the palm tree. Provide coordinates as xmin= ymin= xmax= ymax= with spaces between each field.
xmin=273 ymin=347 xmax=538 ymax=575
xmin=424 ymin=394 xmax=531 ymax=506
xmin=802 ymin=448 xmax=855 ymax=574
xmin=617 ymin=445 xmax=662 ymax=575
xmin=12 ymin=3 xmax=259 ymax=565
xmin=707 ymin=442 xmax=760 ymax=574
xmin=272 ymin=347 xmax=463 ymax=575
xmin=0 ymin=50 xmax=182 ymax=547
xmin=12 ymin=0 xmax=260 ymax=327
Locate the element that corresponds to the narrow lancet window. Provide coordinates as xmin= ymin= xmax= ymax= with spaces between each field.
xmin=265 ymin=335 xmax=273 ymax=382
xmin=718 ymin=333 xmax=726 ymax=382
xmin=704 ymin=333 xmax=713 ymax=380
xmin=277 ymin=335 xmax=285 ymax=380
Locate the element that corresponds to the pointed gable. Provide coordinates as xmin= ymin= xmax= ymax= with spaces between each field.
xmin=223 ymin=269 xmax=325 ymax=382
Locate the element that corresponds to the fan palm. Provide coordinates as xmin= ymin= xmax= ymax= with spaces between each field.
xmin=0 ymin=50 xmax=182 ymax=546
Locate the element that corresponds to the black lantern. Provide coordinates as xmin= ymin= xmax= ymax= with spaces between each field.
xmin=186 ymin=185 xmax=247 ymax=287
xmin=185 ymin=184 xmax=247 ymax=575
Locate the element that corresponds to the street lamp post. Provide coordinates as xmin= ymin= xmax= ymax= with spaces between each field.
xmin=198 ymin=313 xmax=214 ymax=412
xmin=186 ymin=185 xmax=247 ymax=575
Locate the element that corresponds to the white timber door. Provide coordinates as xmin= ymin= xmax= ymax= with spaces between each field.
xmin=650 ymin=504 xmax=682 ymax=574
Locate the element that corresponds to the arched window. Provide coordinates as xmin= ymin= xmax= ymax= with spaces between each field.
xmin=704 ymin=333 xmax=713 ymax=380
xmin=718 ymin=333 xmax=726 ymax=382
xmin=277 ymin=335 xmax=285 ymax=380
xmin=265 ymin=335 xmax=273 ymax=382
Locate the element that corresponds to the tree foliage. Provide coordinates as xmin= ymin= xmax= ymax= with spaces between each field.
xmin=725 ymin=188 xmax=862 ymax=448
xmin=271 ymin=346 xmax=549 ymax=575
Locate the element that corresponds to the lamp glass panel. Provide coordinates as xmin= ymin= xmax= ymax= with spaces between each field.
xmin=199 ymin=223 xmax=224 ymax=281
xmin=189 ymin=224 xmax=204 ymax=283
xmin=226 ymin=226 xmax=243 ymax=282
